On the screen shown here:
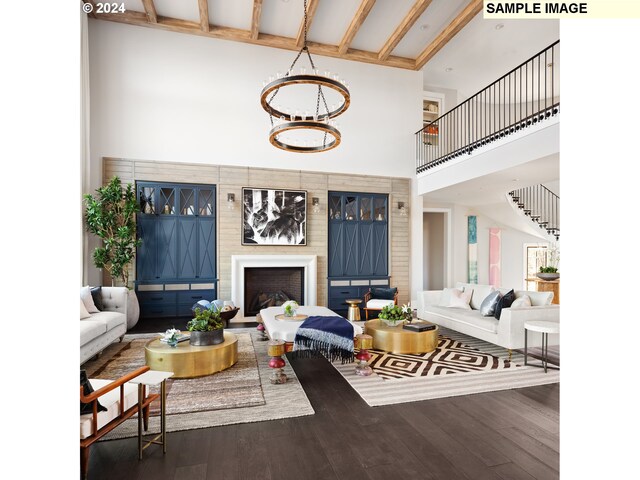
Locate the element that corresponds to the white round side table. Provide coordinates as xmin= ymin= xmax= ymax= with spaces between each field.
xmin=524 ymin=320 xmax=559 ymax=373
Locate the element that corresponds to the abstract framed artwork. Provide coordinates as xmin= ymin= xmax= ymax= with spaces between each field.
xmin=489 ymin=227 xmax=501 ymax=287
xmin=242 ymin=188 xmax=307 ymax=245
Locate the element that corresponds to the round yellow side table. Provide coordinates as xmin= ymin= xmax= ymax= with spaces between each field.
xmin=345 ymin=298 xmax=362 ymax=321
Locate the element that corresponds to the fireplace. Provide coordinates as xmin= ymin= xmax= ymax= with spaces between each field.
xmin=244 ymin=267 xmax=304 ymax=317
xmin=231 ymin=255 xmax=317 ymax=317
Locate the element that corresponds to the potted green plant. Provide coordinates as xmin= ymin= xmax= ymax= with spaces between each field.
xmin=537 ymin=245 xmax=560 ymax=280
xmin=378 ymin=304 xmax=410 ymax=327
xmin=187 ymin=308 xmax=225 ymax=345
xmin=84 ymin=176 xmax=142 ymax=329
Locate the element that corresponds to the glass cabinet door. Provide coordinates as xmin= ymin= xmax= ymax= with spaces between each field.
xmin=360 ymin=196 xmax=372 ymax=221
xmin=159 ymin=187 xmax=176 ymax=215
xmin=329 ymin=195 xmax=343 ymax=220
xmin=345 ymin=196 xmax=357 ymax=221
xmin=374 ymin=197 xmax=387 ymax=221
xmin=139 ymin=186 xmax=156 ymax=215
xmin=179 ymin=188 xmax=196 ymax=216
xmin=198 ymin=188 xmax=215 ymax=216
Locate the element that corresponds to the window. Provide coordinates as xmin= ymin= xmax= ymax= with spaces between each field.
xmin=524 ymin=244 xmax=548 ymax=290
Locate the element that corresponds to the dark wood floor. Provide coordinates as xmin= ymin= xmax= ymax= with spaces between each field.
xmin=87 ymin=318 xmax=560 ymax=480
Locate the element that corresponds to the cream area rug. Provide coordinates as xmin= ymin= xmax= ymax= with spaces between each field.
xmin=332 ymin=325 xmax=560 ymax=407
xmin=83 ymin=329 xmax=314 ymax=439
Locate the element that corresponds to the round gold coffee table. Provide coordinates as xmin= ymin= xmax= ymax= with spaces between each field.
xmin=145 ymin=332 xmax=238 ymax=378
xmin=364 ymin=320 xmax=439 ymax=354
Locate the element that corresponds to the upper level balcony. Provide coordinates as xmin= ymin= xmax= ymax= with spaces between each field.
xmin=416 ymin=41 xmax=560 ymax=177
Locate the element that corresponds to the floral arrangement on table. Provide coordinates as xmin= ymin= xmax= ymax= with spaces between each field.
xmin=378 ymin=303 xmax=412 ymax=326
xmin=187 ymin=308 xmax=224 ymax=332
xmin=282 ymin=300 xmax=299 ymax=317
xmin=160 ymin=328 xmax=182 ymax=347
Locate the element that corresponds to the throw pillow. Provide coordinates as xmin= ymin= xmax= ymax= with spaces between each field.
xmin=370 ymin=287 xmax=397 ymax=300
xmin=80 ymin=286 xmax=100 ymax=314
xmin=511 ymin=295 xmax=532 ymax=308
xmin=479 ymin=291 xmax=502 ymax=317
xmin=80 ymin=370 xmax=107 ymax=415
xmin=494 ymin=289 xmax=516 ymax=320
xmin=439 ymin=287 xmax=464 ymax=307
xmin=90 ymin=286 xmax=104 ymax=312
xmin=446 ymin=288 xmax=472 ymax=309
xmin=80 ymin=299 xmax=91 ymax=320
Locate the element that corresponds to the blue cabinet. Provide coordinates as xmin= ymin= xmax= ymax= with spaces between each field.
xmin=136 ymin=182 xmax=217 ymax=318
xmin=328 ymin=191 xmax=389 ymax=314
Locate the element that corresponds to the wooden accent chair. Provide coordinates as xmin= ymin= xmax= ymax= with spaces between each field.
xmin=363 ymin=288 xmax=399 ymax=320
xmin=80 ymin=366 xmax=158 ymax=479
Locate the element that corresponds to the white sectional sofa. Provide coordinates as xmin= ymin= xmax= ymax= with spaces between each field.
xmin=416 ymin=282 xmax=559 ymax=353
xmin=80 ymin=287 xmax=128 ymax=365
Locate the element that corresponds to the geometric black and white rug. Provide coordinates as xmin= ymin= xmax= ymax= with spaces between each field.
xmin=333 ymin=325 xmax=559 ymax=406
xmin=365 ymin=336 xmax=514 ymax=380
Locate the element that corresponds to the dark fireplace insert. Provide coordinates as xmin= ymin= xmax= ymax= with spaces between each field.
xmin=244 ymin=267 xmax=304 ymax=317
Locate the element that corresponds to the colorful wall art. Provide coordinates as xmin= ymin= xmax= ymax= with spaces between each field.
xmin=489 ymin=228 xmax=501 ymax=287
xmin=468 ymin=216 xmax=478 ymax=283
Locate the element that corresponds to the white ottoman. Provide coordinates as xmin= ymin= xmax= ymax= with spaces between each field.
xmin=524 ymin=320 xmax=560 ymax=373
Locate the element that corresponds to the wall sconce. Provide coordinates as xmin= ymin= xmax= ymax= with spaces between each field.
xmin=312 ymin=197 xmax=320 ymax=214
xmin=227 ymin=193 xmax=235 ymax=210
xmin=398 ymin=202 xmax=408 ymax=217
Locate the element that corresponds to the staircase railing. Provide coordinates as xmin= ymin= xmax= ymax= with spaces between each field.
xmin=416 ymin=40 xmax=559 ymax=174
xmin=508 ymin=184 xmax=559 ymax=240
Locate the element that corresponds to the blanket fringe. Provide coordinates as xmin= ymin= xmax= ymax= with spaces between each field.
xmin=292 ymin=336 xmax=354 ymax=364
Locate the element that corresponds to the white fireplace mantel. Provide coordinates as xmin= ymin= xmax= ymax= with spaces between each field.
xmin=231 ymin=255 xmax=317 ymax=317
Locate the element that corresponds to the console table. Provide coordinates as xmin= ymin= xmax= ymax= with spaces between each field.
xmin=527 ymin=277 xmax=560 ymax=304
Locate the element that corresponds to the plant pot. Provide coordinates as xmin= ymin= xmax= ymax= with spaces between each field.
xmin=536 ymin=273 xmax=560 ymax=281
xmin=189 ymin=329 xmax=225 ymax=346
xmin=380 ymin=318 xmax=405 ymax=327
xmin=127 ymin=290 xmax=140 ymax=330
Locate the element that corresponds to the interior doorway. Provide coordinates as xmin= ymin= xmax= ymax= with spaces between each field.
xmin=423 ymin=211 xmax=448 ymax=290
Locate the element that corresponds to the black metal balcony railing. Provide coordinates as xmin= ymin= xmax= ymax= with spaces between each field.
xmin=509 ymin=184 xmax=560 ymax=240
xmin=416 ymin=40 xmax=560 ymax=173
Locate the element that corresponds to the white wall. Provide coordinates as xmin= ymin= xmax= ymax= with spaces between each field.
xmin=423 ymin=212 xmax=445 ymax=289
xmin=425 ymin=200 xmax=546 ymax=290
xmin=87 ymin=19 xmax=422 ymax=187
xmin=423 ymin=84 xmax=458 ymax=113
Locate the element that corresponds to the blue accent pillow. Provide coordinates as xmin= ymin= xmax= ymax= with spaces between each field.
xmin=480 ymin=290 xmax=502 ymax=317
xmin=370 ymin=287 xmax=397 ymax=300
xmin=494 ymin=289 xmax=516 ymax=320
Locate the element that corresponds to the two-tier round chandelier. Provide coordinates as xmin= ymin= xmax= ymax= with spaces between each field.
xmin=260 ymin=0 xmax=350 ymax=153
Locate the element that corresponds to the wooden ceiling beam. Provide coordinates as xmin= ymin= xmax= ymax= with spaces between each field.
xmin=92 ymin=9 xmax=415 ymax=70
xmin=141 ymin=0 xmax=157 ymax=24
xmin=415 ymin=0 xmax=482 ymax=70
xmin=251 ymin=0 xmax=263 ymax=40
xmin=198 ymin=0 xmax=210 ymax=32
xmin=378 ymin=0 xmax=433 ymax=61
xmin=338 ymin=0 xmax=376 ymax=55
xmin=295 ymin=0 xmax=320 ymax=47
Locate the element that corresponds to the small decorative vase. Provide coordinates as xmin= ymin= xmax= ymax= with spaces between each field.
xmin=284 ymin=308 xmax=296 ymax=318
xmin=167 ymin=339 xmax=178 ymax=348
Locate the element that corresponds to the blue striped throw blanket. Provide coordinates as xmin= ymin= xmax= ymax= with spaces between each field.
xmin=293 ymin=316 xmax=355 ymax=363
